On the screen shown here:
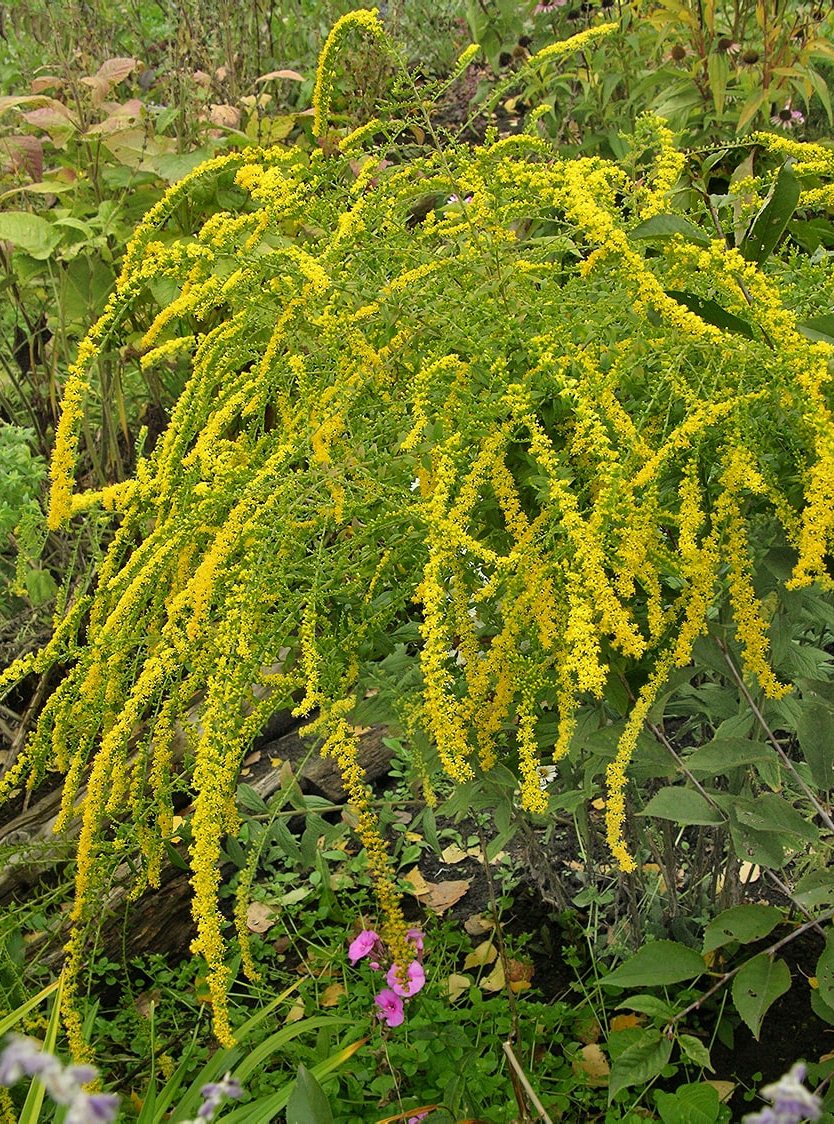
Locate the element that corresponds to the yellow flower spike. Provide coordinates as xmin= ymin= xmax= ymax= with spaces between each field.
xmin=313 ymin=9 xmax=387 ymax=138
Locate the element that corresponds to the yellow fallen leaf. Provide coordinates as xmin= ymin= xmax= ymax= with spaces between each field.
xmin=481 ymin=960 xmax=505 ymax=992
xmin=463 ymin=940 xmax=497 ymax=971
xmin=403 ymin=868 xmax=470 ymax=913
xmin=739 ymin=861 xmax=761 ymax=884
xmin=610 ymin=1013 xmax=643 ymax=1032
xmin=441 ymin=843 xmax=469 ymax=864
xmin=403 ymin=867 xmax=431 ymax=895
xmin=591 ymin=797 xmax=606 ymax=811
xmin=285 ymin=998 xmax=306 ymax=1024
xmin=447 ymin=973 xmax=471 ymax=1001
xmin=405 ymin=830 xmax=423 ymax=842
xmin=509 ymin=980 xmax=532 ymax=993
xmin=320 ymin=982 xmax=346 ymax=1008
xmin=574 ymin=1043 xmax=610 ymax=1085
xmin=706 ymin=1080 xmax=735 ymax=1103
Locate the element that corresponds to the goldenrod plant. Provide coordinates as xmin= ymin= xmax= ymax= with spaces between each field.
xmin=1 ymin=8 xmax=833 ymax=1051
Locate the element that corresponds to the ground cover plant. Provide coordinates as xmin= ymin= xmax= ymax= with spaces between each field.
xmin=2 ymin=2 xmax=834 ymax=1121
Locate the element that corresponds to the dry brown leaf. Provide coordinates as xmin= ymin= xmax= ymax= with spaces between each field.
xmin=481 ymin=960 xmax=505 ymax=992
xmin=506 ymin=958 xmax=534 ymax=984
xmin=463 ymin=940 xmax=497 ymax=971
xmin=320 ymin=982 xmax=346 ymax=1008
xmin=575 ymin=1014 xmax=601 ymax=1044
xmin=246 ymin=901 xmax=278 ymax=933
xmin=403 ymin=868 xmax=470 ymax=913
xmin=447 ymin=973 xmax=471 ymax=1001
xmin=464 ymin=913 xmax=494 ymax=936
xmin=134 ymin=988 xmax=160 ymax=1018
xmin=257 ymin=69 xmax=306 ymax=82
xmin=441 ymin=843 xmax=469 ymax=864
xmin=243 ymin=749 xmax=261 ymax=767
xmin=574 ymin=1043 xmax=610 ymax=1085
xmin=610 ymin=1013 xmax=643 ymax=1032
xmin=706 ymin=1080 xmax=735 ymax=1103
xmin=403 ymin=867 xmax=431 ymax=896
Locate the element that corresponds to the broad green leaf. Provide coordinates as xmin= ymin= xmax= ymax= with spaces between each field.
xmin=615 ymin=995 xmax=678 ymax=1019
xmin=286 ymin=1064 xmax=333 ymax=1124
xmin=811 ymin=985 xmax=834 ymax=1027
xmin=794 ymin=870 xmax=834 ymax=910
xmin=0 ymin=211 xmax=63 ymax=259
xmin=665 ymin=290 xmax=756 ymax=338
xmin=629 ymin=214 xmax=710 ymax=246
xmin=739 ymin=162 xmax=801 ymax=264
xmin=815 ymin=928 xmax=834 ymax=1011
xmin=655 ymin=1082 xmax=720 ymax=1124
xmin=796 ymin=696 xmax=834 ymax=789
xmin=603 ymin=940 xmax=705 ymax=989
xmin=678 ymin=1034 xmax=714 ymax=1072
xmin=733 ymin=794 xmax=819 ymax=844
xmin=731 ymin=954 xmax=790 ymax=1039
xmin=608 ymin=1029 xmax=673 ymax=1101
xmin=640 ymin=787 xmax=723 ymax=826
xmin=684 ymin=738 xmax=775 ymax=775
xmin=702 ymin=905 xmax=782 ymax=954
xmin=728 ymin=816 xmax=786 ymax=870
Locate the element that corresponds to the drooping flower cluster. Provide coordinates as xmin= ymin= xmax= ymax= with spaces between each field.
xmin=349 ymin=927 xmax=426 ymax=1027
xmin=743 ymin=1063 xmax=822 ymax=1124
xmin=0 ymin=1035 xmax=118 ymax=1123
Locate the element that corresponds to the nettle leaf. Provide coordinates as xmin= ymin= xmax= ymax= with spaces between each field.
xmin=683 ymin=737 xmax=776 ymax=776
xmin=795 ymin=697 xmax=834 ymax=790
xmin=739 ymin=161 xmax=801 ymax=264
xmin=655 ymin=1082 xmax=721 ymax=1124
xmin=629 ymin=214 xmax=711 ymax=246
xmin=640 ymin=787 xmax=723 ymax=826
xmin=608 ymin=1029 xmax=673 ymax=1102
xmin=702 ymin=905 xmax=783 ymax=955
xmin=603 ymin=941 xmax=705 ymax=989
xmin=731 ymin=954 xmax=791 ymax=1039
xmin=678 ymin=1034 xmax=713 ymax=1072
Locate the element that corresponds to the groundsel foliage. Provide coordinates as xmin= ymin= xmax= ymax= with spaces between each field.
xmin=1 ymin=9 xmax=833 ymax=1049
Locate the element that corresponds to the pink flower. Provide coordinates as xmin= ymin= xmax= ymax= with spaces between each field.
xmin=348 ymin=929 xmax=380 ymax=964
xmin=386 ymin=960 xmax=426 ymax=998
xmin=406 ymin=928 xmax=424 ymax=954
xmin=374 ymin=989 xmax=405 ymax=1027
xmin=408 ymin=1114 xmax=430 ymax=1124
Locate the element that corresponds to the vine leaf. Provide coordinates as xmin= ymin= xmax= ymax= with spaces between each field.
xmin=731 ymin=954 xmax=791 ymax=1038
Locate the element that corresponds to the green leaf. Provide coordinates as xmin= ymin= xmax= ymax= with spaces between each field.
xmin=739 ymin=162 xmax=801 ymax=264
xmin=702 ymin=905 xmax=783 ymax=954
xmin=655 ymin=1082 xmax=720 ymax=1124
xmin=796 ymin=697 xmax=834 ymax=790
xmin=237 ymin=782 xmax=268 ymax=814
xmin=733 ymin=794 xmax=819 ymax=844
xmin=286 ymin=1064 xmax=333 ymax=1124
xmin=665 ymin=290 xmax=756 ymax=338
xmin=640 ymin=787 xmax=724 ymax=826
xmin=0 ymin=211 xmax=63 ymax=259
xmin=737 ymin=88 xmax=768 ymax=131
xmin=629 ymin=214 xmax=710 ymax=246
xmin=815 ymin=929 xmax=834 ymax=1011
xmin=603 ymin=940 xmax=705 ymax=989
xmin=678 ymin=1034 xmax=714 ymax=1072
xmin=707 ymin=51 xmax=728 ymax=116
xmin=731 ymin=954 xmax=791 ymax=1039
xmin=684 ymin=738 xmax=775 ymax=775
xmin=608 ymin=1029 xmax=673 ymax=1102
xmin=794 ymin=869 xmax=834 ymax=910
xmin=615 ymin=995 xmax=678 ymax=1019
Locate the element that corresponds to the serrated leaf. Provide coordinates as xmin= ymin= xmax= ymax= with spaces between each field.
xmin=640 ymin=787 xmax=723 ymax=826
xmin=665 ymin=290 xmax=756 ymax=338
xmin=678 ymin=1034 xmax=713 ymax=1073
xmin=237 ymin=782 xmax=268 ymax=814
xmin=684 ymin=738 xmax=775 ymax=775
xmin=0 ymin=211 xmax=63 ymax=259
xmin=286 ymin=1063 xmax=333 ymax=1124
xmin=703 ymin=905 xmax=782 ymax=954
xmin=608 ymin=1029 xmax=673 ymax=1101
xmin=739 ymin=162 xmax=801 ymax=264
xmin=655 ymin=1082 xmax=720 ymax=1124
xmin=731 ymin=954 xmax=791 ymax=1039
xmin=603 ymin=941 xmax=705 ymax=989
xmin=629 ymin=214 xmax=710 ymax=245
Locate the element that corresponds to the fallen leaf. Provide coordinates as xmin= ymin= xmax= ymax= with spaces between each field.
xmin=403 ymin=867 xmax=431 ymax=896
xmin=320 ymin=982 xmax=346 ymax=1008
xmin=464 ymin=913 xmax=494 ymax=936
xmin=706 ymin=1080 xmax=735 ymax=1103
xmin=404 ymin=830 xmax=423 ymax=842
xmin=441 ymin=843 xmax=469 ymax=864
xmin=574 ymin=1043 xmax=609 ymax=1086
xmin=610 ymin=1013 xmax=643 ymax=1032
xmin=134 ymin=988 xmax=160 ymax=1018
xmin=243 ymin=750 xmax=261 ymax=767
xmin=402 ymin=868 xmax=470 ymax=913
xmin=739 ymin=861 xmax=761 ymax=884
xmin=447 ymin=973 xmax=471 ymax=1001
xmin=481 ymin=960 xmax=505 ymax=992
xmin=509 ymin=979 xmax=531 ymax=993
xmin=285 ymin=998 xmax=305 ymax=1024
xmin=591 ymin=797 xmax=606 ymax=811
xmin=575 ymin=1014 xmax=601 ymax=1044
xmin=506 ymin=958 xmax=534 ymax=985
xmin=463 ymin=940 xmax=497 ymax=971
xmin=246 ymin=901 xmax=278 ymax=933
xmin=257 ymin=68 xmax=305 ymax=82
